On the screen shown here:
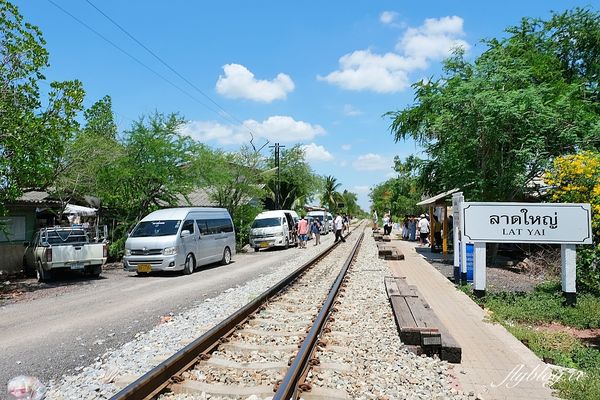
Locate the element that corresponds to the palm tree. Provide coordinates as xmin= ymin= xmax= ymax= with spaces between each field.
xmin=321 ymin=175 xmax=342 ymax=213
xmin=341 ymin=189 xmax=359 ymax=216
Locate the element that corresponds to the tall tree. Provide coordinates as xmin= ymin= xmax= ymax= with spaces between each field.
xmin=0 ymin=0 xmax=84 ymax=214
xmin=82 ymin=95 xmax=117 ymax=139
xmin=265 ymin=144 xmax=320 ymax=210
xmin=387 ymin=8 xmax=600 ymax=201
xmin=321 ymin=175 xmax=342 ymax=213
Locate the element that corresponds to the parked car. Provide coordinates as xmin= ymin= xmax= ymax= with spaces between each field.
xmin=249 ymin=210 xmax=298 ymax=252
xmin=306 ymin=211 xmax=329 ymax=234
xmin=23 ymin=227 xmax=107 ymax=282
xmin=123 ymin=207 xmax=235 ymax=276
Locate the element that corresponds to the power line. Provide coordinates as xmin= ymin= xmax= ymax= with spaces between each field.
xmin=84 ymin=0 xmax=249 ymax=130
xmin=46 ymin=0 xmax=251 ymax=135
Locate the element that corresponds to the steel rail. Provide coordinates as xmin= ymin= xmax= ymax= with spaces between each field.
xmin=110 ymin=229 xmax=355 ymax=400
xmin=274 ymin=231 xmax=364 ymax=400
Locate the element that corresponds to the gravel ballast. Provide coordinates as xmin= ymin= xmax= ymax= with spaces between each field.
xmin=45 ymin=227 xmax=469 ymax=399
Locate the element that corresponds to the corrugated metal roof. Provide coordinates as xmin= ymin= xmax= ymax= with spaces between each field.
xmin=175 ymin=188 xmax=218 ymax=207
xmin=416 ymin=188 xmax=461 ymax=206
xmin=15 ymin=191 xmax=60 ymax=204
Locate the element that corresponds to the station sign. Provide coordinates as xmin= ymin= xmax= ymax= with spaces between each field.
xmin=461 ymin=203 xmax=592 ymax=244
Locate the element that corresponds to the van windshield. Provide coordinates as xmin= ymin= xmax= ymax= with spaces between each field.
xmin=309 ymin=215 xmax=324 ymax=222
xmin=252 ymin=218 xmax=281 ymax=228
xmin=130 ymin=220 xmax=181 ymax=237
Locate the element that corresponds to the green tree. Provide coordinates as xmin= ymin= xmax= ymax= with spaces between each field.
xmin=265 ymin=144 xmax=320 ymax=210
xmin=202 ymin=146 xmax=267 ymax=248
xmin=321 ymin=175 xmax=342 ymax=213
xmin=369 ymin=156 xmax=424 ymax=219
xmin=53 ymin=96 xmax=121 ymax=207
xmin=0 ymin=0 xmax=84 ymax=214
xmin=82 ymin=95 xmax=117 ymax=139
xmin=387 ymin=8 xmax=600 ymax=202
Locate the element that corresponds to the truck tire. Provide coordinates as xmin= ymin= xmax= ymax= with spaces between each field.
xmin=220 ymin=247 xmax=232 ymax=265
xmin=183 ymin=253 xmax=195 ymax=275
xmin=90 ymin=265 xmax=102 ymax=278
xmin=23 ymin=257 xmax=35 ymax=277
xmin=36 ymin=260 xmax=52 ymax=283
xmin=254 ymin=247 xmax=260 ymax=252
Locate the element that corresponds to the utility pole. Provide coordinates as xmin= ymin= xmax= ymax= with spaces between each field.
xmin=269 ymin=143 xmax=285 ymax=209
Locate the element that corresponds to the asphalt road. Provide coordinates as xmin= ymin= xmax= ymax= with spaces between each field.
xmin=0 ymin=246 xmax=303 ymax=399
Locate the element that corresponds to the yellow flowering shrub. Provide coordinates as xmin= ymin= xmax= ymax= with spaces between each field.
xmin=545 ymin=151 xmax=600 ymax=292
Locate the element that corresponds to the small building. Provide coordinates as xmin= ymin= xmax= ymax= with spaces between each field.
xmin=0 ymin=191 xmax=60 ymax=275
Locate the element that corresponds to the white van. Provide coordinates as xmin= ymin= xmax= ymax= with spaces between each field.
xmin=326 ymin=212 xmax=334 ymax=233
xmin=123 ymin=207 xmax=235 ymax=275
xmin=306 ymin=211 xmax=329 ymax=234
xmin=249 ymin=210 xmax=297 ymax=252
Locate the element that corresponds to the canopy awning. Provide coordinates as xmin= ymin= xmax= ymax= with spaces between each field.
xmin=416 ymin=188 xmax=461 ymax=206
xmin=64 ymin=203 xmax=97 ymax=216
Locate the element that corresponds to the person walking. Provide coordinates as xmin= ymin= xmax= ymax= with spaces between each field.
xmin=297 ymin=215 xmax=309 ymax=249
xmin=311 ymin=218 xmax=321 ymax=246
xmin=334 ymin=213 xmax=346 ymax=243
xmin=418 ymin=214 xmax=430 ymax=246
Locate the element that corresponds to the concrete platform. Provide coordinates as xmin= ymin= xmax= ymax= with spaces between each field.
xmin=386 ymin=238 xmax=557 ymax=400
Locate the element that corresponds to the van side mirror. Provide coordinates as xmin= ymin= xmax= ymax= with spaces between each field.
xmin=180 ymin=230 xmax=191 ymax=237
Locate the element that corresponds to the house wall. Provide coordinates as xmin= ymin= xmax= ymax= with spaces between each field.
xmin=0 ymin=205 xmax=38 ymax=274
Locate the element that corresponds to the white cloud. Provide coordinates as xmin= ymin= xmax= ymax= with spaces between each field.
xmin=352 ymin=153 xmax=392 ymax=171
xmin=343 ymin=104 xmax=362 ymax=116
xmin=216 ymin=63 xmax=295 ymax=103
xmin=397 ymin=16 xmax=469 ymax=61
xmin=180 ymin=116 xmax=325 ymax=145
xmin=318 ymin=50 xmax=416 ymax=93
xmin=380 ymin=11 xmax=399 ymax=25
xmin=301 ymin=143 xmax=334 ymax=162
xmin=319 ymin=16 xmax=469 ymax=93
xmin=340 ymin=160 xmax=348 ymax=167
xmin=341 ymin=144 xmax=352 ymax=151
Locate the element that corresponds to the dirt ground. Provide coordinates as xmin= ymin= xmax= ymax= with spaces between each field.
xmin=414 ymin=245 xmax=547 ymax=294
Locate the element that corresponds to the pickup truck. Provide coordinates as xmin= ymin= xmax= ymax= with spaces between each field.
xmin=23 ymin=227 xmax=107 ymax=282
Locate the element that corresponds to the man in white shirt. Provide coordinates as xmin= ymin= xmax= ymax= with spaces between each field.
xmin=418 ymin=214 xmax=430 ymax=246
xmin=334 ymin=214 xmax=346 ymax=243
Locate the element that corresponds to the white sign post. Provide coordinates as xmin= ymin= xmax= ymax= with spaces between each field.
xmin=461 ymin=202 xmax=592 ymax=303
xmin=452 ymin=192 xmax=463 ymax=283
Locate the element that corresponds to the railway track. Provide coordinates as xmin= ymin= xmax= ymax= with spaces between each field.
xmin=110 ymin=225 xmax=365 ymax=400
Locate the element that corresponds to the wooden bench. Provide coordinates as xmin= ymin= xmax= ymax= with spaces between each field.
xmin=377 ymin=244 xmax=404 ymax=260
xmin=384 ymin=276 xmax=461 ymax=363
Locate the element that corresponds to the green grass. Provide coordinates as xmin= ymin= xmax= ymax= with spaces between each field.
xmin=479 ymin=280 xmax=600 ymax=329
xmin=461 ymin=281 xmax=600 ymax=399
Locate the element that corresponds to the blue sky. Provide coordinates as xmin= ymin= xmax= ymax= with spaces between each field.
xmin=15 ymin=0 xmax=596 ymax=210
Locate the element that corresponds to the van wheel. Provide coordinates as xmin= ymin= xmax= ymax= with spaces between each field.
xmin=284 ymin=238 xmax=289 ymax=249
xmin=183 ymin=253 xmax=195 ymax=275
xmin=36 ymin=260 xmax=52 ymax=283
xmin=254 ymin=247 xmax=260 ymax=252
xmin=221 ymin=247 xmax=232 ymax=265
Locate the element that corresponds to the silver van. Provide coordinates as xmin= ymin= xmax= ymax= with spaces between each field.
xmin=306 ymin=211 xmax=329 ymax=234
xmin=123 ymin=207 xmax=235 ymax=275
xmin=249 ymin=210 xmax=297 ymax=252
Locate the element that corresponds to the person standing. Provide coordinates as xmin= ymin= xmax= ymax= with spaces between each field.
xmin=334 ymin=213 xmax=346 ymax=243
xmin=418 ymin=214 xmax=430 ymax=246
xmin=408 ymin=216 xmax=417 ymax=241
xmin=311 ymin=218 xmax=321 ymax=246
xmin=297 ymin=215 xmax=309 ymax=249
xmin=372 ymin=210 xmax=378 ymax=229
xmin=433 ymin=215 xmax=443 ymax=252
